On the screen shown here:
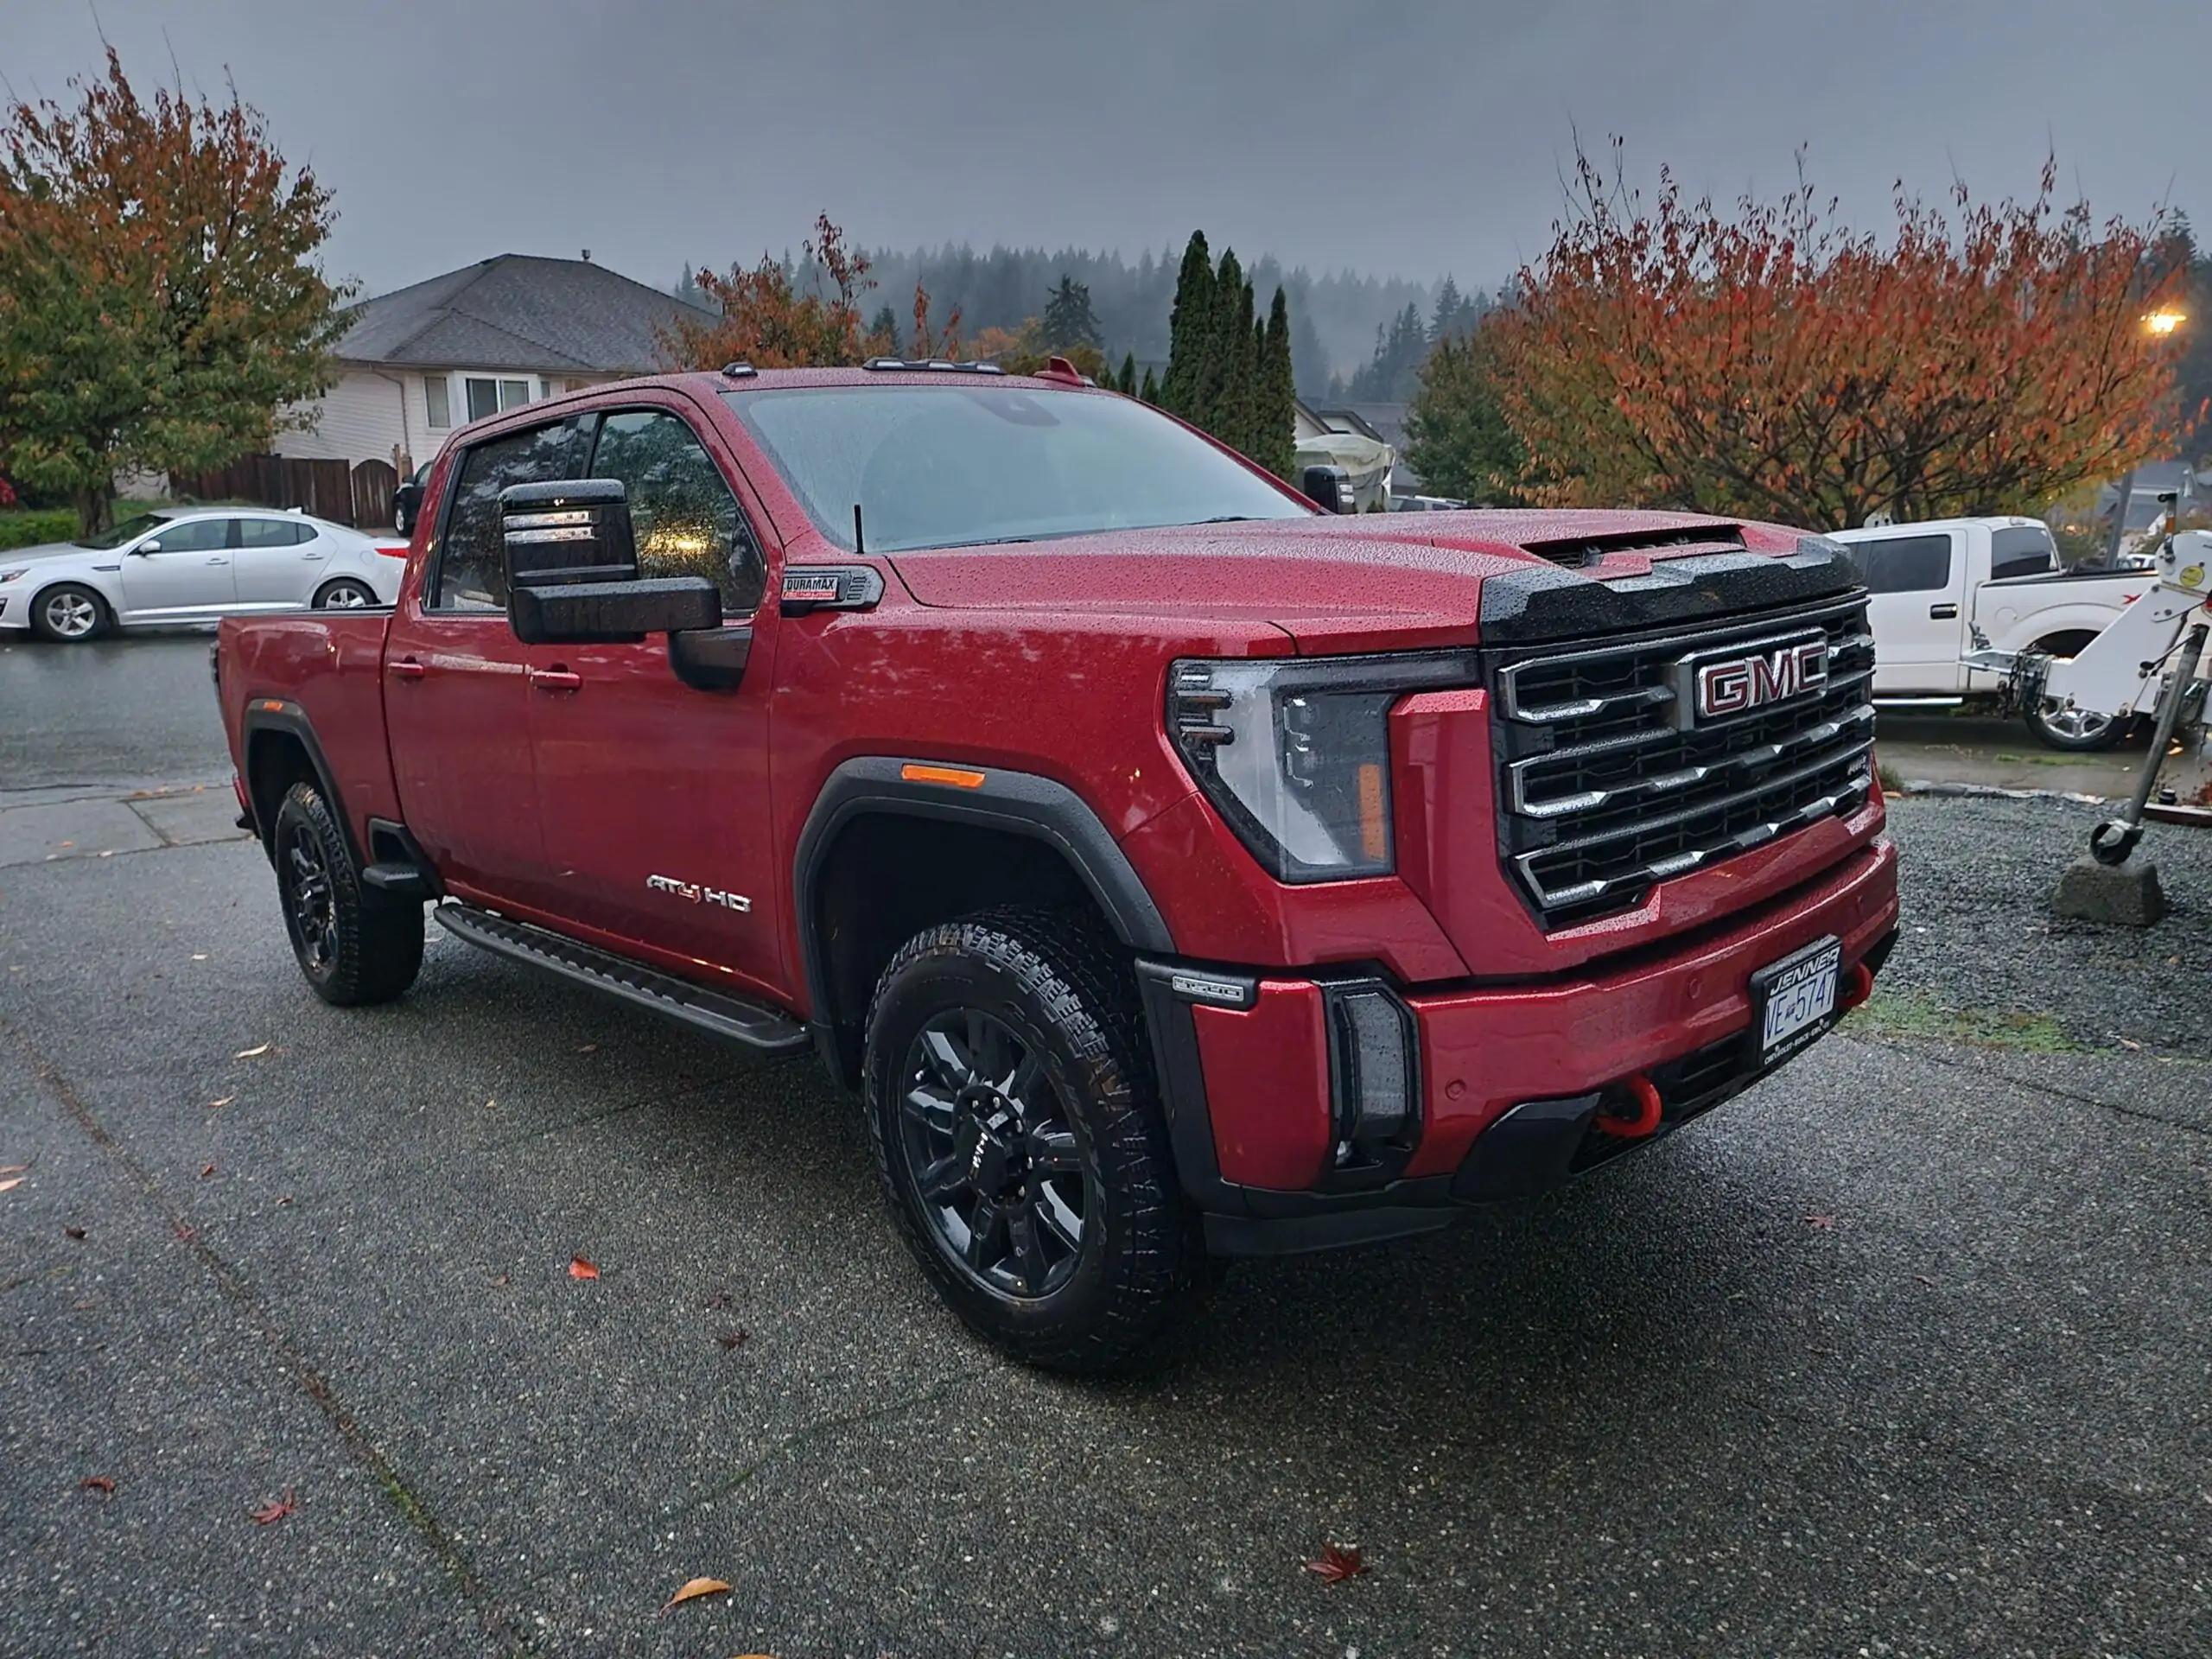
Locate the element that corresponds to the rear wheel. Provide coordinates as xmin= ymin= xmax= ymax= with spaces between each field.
xmin=272 ymin=780 xmax=423 ymax=1005
xmin=31 ymin=583 xmax=109 ymax=643
xmin=313 ymin=578 xmax=378 ymax=610
xmin=862 ymin=908 xmax=1205 ymax=1373
xmin=2025 ymin=698 xmax=2124 ymax=751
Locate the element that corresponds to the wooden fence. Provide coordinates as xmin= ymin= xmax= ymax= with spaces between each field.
xmin=176 ymin=454 xmax=396 ymax=529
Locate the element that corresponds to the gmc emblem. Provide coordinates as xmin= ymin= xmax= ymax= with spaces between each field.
xmin=1675 ymin=632 xmax=1828 ymax=728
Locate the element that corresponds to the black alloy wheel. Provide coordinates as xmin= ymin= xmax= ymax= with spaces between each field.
xmin=863 ymin=908 xmax=1207 ymax=1373
xmin=270 ymin=779 xmax=424 ymax=1006
xmin=898 ymin=1007 xmax=1091 ymax=1299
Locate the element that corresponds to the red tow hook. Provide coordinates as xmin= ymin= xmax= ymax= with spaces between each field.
xmin=1593 ymin=1073 xmax=1663 ymax=1140
xmin=1840 ymin=961 xmax=1875 ymax=1013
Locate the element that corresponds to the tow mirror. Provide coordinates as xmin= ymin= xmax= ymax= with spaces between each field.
xmin=1302 ymin=464 xmax=1354 ymax=514
xmin=499 ymin=479 xmax=721 ymax=645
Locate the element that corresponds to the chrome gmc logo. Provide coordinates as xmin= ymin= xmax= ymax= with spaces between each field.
xmin=1677 ymin=633 xmax=1827 ymax=726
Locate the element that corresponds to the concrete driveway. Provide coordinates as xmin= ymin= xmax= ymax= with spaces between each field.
xmin=3 ymin=635 xmax=2209 ymax=1656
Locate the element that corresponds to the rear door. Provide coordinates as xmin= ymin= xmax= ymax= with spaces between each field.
xmin=524 ymin=397 xmax=785 ymax=999
xmin=232 ymin=516 xmax=332 ymax=607
xmin=1856 ymin=530 xmax=1964 ymax=693
xmin=118 ymin=516 xmax=235 ymax=616
xmin=383 ymin=417 xmax=587 ymax=908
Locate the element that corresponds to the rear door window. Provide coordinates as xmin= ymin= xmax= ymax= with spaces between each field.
xmin=588 ymin=408 xmax=766 ymax=615
xmin=430 ymin=420 xmax=589 ymax=610
xmin=1989 ymin=525 xmax=2057 ymax=581
xmin=1853 ymin=533 xmax=1954 ymax=594
xmin=238 ymin=518 xmax=316 ymax=548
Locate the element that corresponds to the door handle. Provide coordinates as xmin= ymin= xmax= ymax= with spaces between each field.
xmin=391 ymin=657 xmax=427 ymax=681
xmin=1929 ymin=603 xmax=1959 ymax=619
xmin=529 ymin=667 xmax=582 ymax=693
xmin=207 ymin=556 xmax=230 ymax=566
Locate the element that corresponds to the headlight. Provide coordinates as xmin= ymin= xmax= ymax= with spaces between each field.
xmin=1167 ymin=652 xmax=1472 ymax=881
xmin=0 ymin=569 xmax=24 ymax=583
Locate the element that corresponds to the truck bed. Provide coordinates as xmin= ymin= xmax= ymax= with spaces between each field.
xmin=218 ymin=612 xmax=405 ymax=850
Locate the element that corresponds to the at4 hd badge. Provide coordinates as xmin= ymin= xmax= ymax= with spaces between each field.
xmin=645 ymin=874 xmax=750 ymax=912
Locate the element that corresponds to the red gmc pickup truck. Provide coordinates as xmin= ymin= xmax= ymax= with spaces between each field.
xmin=217 ymin=362 xmax=1898 ymax=1371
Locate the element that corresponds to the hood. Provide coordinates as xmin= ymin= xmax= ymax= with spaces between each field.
xmin=0 ymin=540 xmax=97 ymax=567
xmin=887 ymin=509 xmax=1787 ymax=651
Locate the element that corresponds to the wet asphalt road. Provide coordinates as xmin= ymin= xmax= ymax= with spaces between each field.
xmin=3 ymin=635 xmax=2210 ymax=1656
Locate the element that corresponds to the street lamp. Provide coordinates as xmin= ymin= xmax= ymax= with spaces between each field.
xmin=2145 ymin=309 xmax=2188 ymax=335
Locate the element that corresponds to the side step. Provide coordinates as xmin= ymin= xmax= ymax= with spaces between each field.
xmin=432 ymin=903 xmax=810 ymax=1055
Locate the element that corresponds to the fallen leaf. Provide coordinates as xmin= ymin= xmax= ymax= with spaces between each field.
xmin=568 ymin=1256 xmax=599 ymax=1281
xmin=0 ymin=1163 xmax=28 ymax=1176
xmin=64 ymin=1226 xmax=86 ymax=1241
xmin=207 ymin=1096 xmax=235 ymax=1109
xmin=483 ymin=1097 xmax=496 ymax=1110
xmin=575 ymin=1044 xmax=598 ymax=1054
xmin=1304 ymin=1543 xmax=1369 ymax=1584
xmin=701 ymin=1291 xmax=734 ymax=1311
xmin=2115 ymin=1037 xmax=2143 ymax=1052
xmin=190 ymin=953 xmax=208 ymax=962
xmin=490 ymin=1272 xmax=510 ymax=1287
xmin=0 ymin=1179 xmax=22 ymax=1194
xmin=1802 ymin=1213 xmax=1835 ymax=1230
xmin=233 ymin=1044 xmax=270 ymax=1058
xmin=79 ymin=1476 xmax=115 ymax=1496
xmin=276 ymin=1196 xmax=295 ymax=1206
xmin=1914 ymin=1274 xmax=1936 ymax=1287
xmin=715 ymin=1327 xmax=750 ymax=1351
xmin=200 ymin=1163 xmax=217 ymax=1179
xmin=660 ymin=1576 xmax=730 ymax=1611
xmin=249 ymin=1492 xmax=297 ymax=1525
xmin=58 ymin=841 xmax=73 ymax=849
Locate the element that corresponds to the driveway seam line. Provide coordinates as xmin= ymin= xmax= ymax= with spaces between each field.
xmin=0 ymin=1013 xmax=534 ymax=1656
xmin=1850 ymin=1033 xmax=2212 ymax=1137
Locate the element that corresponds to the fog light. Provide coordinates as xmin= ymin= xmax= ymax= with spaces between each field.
xmin=1325 ymin=982 xmax=1419 ymax=1167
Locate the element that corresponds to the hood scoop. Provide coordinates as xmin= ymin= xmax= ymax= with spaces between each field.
xmin=1518 ymin=524 xmax=1745 ymax=569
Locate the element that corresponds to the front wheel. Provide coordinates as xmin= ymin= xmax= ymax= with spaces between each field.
xmin=2025 ymin=698 xmax=2125 ymax=752
xmin=271 ymin=780 xmax=423 ymax=1005
xmin=862 ymin=908 xmax=1205 ymax=1374
xmin=31 ymin=582 xmax=110 ymax=643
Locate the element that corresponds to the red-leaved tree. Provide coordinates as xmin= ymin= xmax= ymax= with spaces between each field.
xmin=658 ymin=214 xmax=958 ymax=370
xmin=1481 ymin=144 xmax=2190 ymax=529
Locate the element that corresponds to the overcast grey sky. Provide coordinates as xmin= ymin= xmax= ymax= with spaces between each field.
xmin=8 ymin=1 xmax=2208 ymax=297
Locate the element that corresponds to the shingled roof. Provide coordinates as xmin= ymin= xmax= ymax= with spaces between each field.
xmin=334 ymin=254 xmax=715 ymax=374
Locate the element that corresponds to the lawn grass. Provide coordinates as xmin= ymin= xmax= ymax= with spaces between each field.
xmin=1842 ymin=989 xmax=2091 ymax=1052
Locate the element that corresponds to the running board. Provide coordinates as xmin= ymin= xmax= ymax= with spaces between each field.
xmin=432 ymin=903 xmax=810 ymax=1054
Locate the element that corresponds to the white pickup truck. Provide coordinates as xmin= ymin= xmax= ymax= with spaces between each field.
xmin=1831 ymin=516 xmax=2152 ymax=748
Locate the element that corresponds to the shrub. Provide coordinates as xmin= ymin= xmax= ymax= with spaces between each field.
xmin=0 ymin=508 xmax=79 ymax=551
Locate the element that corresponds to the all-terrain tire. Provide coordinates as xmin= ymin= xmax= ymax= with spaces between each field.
xmin=271 ymin=779 xmax=423 ymax=1006
xmin=862 ymin=906 xmax=1206 ymax=1374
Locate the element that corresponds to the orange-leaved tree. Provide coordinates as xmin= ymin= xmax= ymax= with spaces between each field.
xmin=1478 ymin=144 xmax=2188 ymax=530
xmin=659 ymin=215 xmax=959 ymax=370
xmin=0 ymin=48 xmax=350 ymax=532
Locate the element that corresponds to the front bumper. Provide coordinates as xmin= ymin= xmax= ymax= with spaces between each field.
xmin=1140 ymin=836 xmax=1900 ymax=1255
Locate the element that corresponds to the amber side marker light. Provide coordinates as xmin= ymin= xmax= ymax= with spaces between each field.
xmin=901 ymin=763 xmax=987 ymax=789
xmin=258 ymin=699 xmax=285 ymax=713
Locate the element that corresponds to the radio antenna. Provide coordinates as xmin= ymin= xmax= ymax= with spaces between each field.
xmin=852 ymin=503 xmax=866 ymax=555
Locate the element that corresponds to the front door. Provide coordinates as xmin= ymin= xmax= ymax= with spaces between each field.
xmin=118 ymin=516 xmax=235 ymax=616
xmin=1859 ymin=530 xmax=1963 ymax=695
xmin=526 ymin=400 xmax=785 ymax=1001
xmin=384 ymin=419 xmax=587 ymax=910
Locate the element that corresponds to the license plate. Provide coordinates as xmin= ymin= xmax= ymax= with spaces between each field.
xmin=1749 ymin=936 xmax=1841 ymax=1069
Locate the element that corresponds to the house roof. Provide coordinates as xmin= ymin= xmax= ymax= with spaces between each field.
xmin=334 ymin=254 xmax=715 ymax=375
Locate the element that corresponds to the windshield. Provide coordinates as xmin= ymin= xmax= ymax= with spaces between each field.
xmin=73 ymin=512 xmax=172 ymax=550
xmin=725 ymin=385 xmax=1311 ymax=553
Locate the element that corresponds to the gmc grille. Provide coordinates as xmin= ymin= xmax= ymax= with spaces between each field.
xmin=1491 ymin=595 xmax=1877 ymax=927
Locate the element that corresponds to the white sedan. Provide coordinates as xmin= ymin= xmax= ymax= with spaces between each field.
xmin=0 ymin=506 xmax=405 ymax=643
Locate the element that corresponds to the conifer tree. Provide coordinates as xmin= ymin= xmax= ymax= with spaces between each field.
xmin=1162 ymin=232 xmax=1213 ymax=416
xmin=1116 ymin=351 xmax=1137 ymax=394
xmin=1201 ymin=250 xmax=1248 ymax=440
xmin=1139 ymin=365 xmax=1160 ymax=404
xmin=1259 ymin=287 xmax=1297 ymax=480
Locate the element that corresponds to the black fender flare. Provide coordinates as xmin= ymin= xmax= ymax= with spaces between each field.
xmin=238 ymin=701 xmax=359 ymax=868
xmin=791 ymin=756 xmax=1173 ymax=1087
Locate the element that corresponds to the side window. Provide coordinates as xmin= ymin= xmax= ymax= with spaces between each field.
xmin=1990 ymin=525 xmax=2056 ymax=582
xmin=1857 ymin=533 xmax=1953 ymax=594
xmin=588 ymin=408 xmax=766 ymax=614
xmin=430 ymin=420 xmax=588 ymax=611
xmin=238 ymin=518 xmax=315 ymax=548
xmin=142 ymin=518 xmax=232 ymax=554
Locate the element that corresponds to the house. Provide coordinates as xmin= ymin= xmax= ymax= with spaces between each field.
xmin=274 ymin=254 xmax=715 ymax=475
xmin=1312 ymin=402 xmax=1422 ymax=497
xmin=1292 ymin=398 xmax=1395 ymax=511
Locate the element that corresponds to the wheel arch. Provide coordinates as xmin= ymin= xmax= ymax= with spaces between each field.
xmin=29 ymin=575 xmax=117 ymax=635
xmin=241 ymin=703 xmax=359 ymax=869
xmin=792 ymin=758 xmax=1173 ymax=1091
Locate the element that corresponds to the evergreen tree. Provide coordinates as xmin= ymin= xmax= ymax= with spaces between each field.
xmin=1344 ymin=302 xmax=1431 ymax=401
xmin=868 ymin=303 xmax=901 ymax=354
xmin=1116 ymin=351 xmax=1138 ymax=394
xmin=1162 ymin=232 xmax=1213 ymax=417
xmin=1258 ymin=286 xmax=1297 ymax=480
xmin=1200 ymin=250 xmax=1249 ymax=442
xmin=1040 ymin=276 xmax=1102 ymax=351
xmin=1139 ymin=365 xmax=1160 ymax=404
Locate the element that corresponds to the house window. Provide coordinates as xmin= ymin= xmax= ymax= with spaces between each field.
xmin=462 ymin=377 xmax=535 ymax=422
xmin=424 ymin=377 xmax=451 ymax=429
